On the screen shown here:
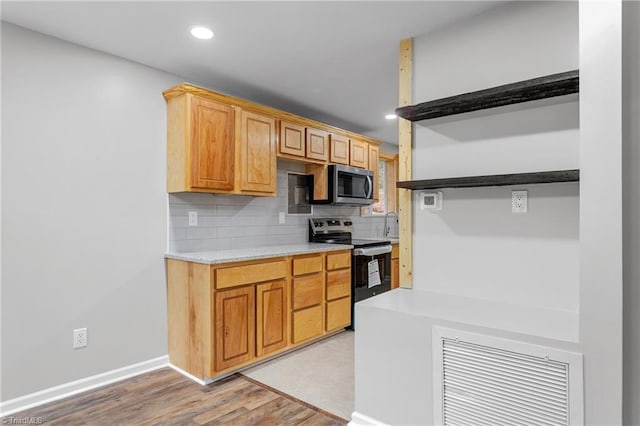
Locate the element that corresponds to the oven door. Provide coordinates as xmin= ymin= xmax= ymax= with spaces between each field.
xmin=352 ymin=245 xmax=392 ymax=303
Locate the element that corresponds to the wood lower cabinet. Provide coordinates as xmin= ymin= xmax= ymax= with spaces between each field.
xmin=325 ymin=251 xmax=351 ymax=331
xmin=291 ymin=254 xmax=325 ymax=344
xmin=391 ymin=243 xmax=399 ymax=289
xmin=215 ymin=286 xmax=255 ymax=371
xmin=166 ymin=250 xmax=352 ymax=382
xmin=326 ymin=297 xmax=351 ymax=332
xmin=256 ymin=280 xmax=288 ymax=357
xmin=292 ymin=305 xmax=324 ymax=344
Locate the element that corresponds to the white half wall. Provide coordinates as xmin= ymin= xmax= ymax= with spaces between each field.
xmin=579 ymin=1 xmax=623 ymax=424
xmin=1 ymin=23 xmax=180 ymax=401
xmin=622 ymin=1 xmax=640 ymax=424
xmin=411 ymin=1 xmax=579 ymax=311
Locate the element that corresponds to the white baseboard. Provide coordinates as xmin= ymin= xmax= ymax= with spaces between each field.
xmin=0 ymin=355 xmax=169 ymax=417
xmin=349 ymin=411 xmax=389 ymax=426
xmin=167 ymin=363 xmax=208 ymax=386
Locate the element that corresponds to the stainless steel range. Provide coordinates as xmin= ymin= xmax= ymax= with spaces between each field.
xmin=309 ymin=218 xmax=392 ymax=328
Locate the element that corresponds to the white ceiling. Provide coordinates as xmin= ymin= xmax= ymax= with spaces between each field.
xmin=1 ymin=1 xmax=501 ymax=145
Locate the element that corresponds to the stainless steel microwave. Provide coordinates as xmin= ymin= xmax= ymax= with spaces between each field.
xmin=310 ymin=164 xmax=374 ymax=206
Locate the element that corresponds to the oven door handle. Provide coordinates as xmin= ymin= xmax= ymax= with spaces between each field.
xmin=353 ymin=245 xmax=393 ymax=256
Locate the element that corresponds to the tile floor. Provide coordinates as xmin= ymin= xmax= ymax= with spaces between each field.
xmin=243 ymin=330 xmax=354 ymax=420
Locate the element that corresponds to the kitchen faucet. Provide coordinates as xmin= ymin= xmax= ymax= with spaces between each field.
xmin=384 ymin=211 xmax=399 ymax=238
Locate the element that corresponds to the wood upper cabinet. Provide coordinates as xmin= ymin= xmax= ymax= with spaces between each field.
xmin=306 ymin=128 xmax=329 ymax=162
xmin=350 ymin=138 xmax=369 ymax=169
xmin=166 ymin=93 xmax=235 ymax=193
xmin=239 ymin=110 xmax=277 ymax=194
xmin=330 ymin=134 xmax=350 ymax=165
xmin=215 ymin=286 xmax=255 ymax=371
xmin=368 ymin=144 xmax=380 ymax=202
xmin=256 ymin=280 xmax=288 ymax=357
xmin=279 ymin=121 xmax=306 ymax=157
xmin=191 ymin=97 xmax=235 ymax=190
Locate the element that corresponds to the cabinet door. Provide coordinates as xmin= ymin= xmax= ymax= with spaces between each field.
xmin=256 ymin=280 xmax=288 ymax=357
xmin=190 ymin=96 xmax=235 ymax=190
xmin=391 ymin=258 xmax=399 ymax=289
xmin=215 ymin=286 xmax=255 ymax=371
xmin=326 ymin=297 xmax=351 ymax=331
xmin=306 ymin=128 xmax=329 ymax=162
xmin=279 ymin=121 xmax=306 ymax=157
xmin=330 ymin=134 xmax=350 ymax=165
xmin=292 ymin=305 xmax=323 ymax=344
xmin=350 ymin=139 xmax=369 ymax=169
xmin=239 ymin=110 xmax=277 ymax=194
xmin=369 ymin=144 xmax=380 ymax=202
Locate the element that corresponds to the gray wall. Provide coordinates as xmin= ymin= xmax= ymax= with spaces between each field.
xmin=0 ymin=22 xmax=394 ymax=402
xmin=411 ymin=1 xmax=580 ymax=311
xmin=0 ymin=23 xmax=180 ymax=400
xmin=623 ymin=1 xmax=640 ymax=424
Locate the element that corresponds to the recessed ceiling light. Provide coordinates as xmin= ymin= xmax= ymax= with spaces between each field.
xmin=191 ymin=26 xmax=214 ymax=40
xmin=385 ymin=113 xmax=397 ymax=120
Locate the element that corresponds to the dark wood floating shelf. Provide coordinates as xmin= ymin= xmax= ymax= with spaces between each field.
xmin=395 ymin=70 xmax=579 ymax=121
xmin=396 ymin=170 xmax=579 ymax=190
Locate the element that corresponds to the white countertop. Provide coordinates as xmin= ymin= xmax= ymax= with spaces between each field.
xmin=356 ymin=288 xmax=579 ymax=343
xmin=165 ymin=243 xmax=353 ymax=265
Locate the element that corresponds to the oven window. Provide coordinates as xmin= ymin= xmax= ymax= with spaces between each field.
xmin=352 ymin=253 xmax=391 ymax=302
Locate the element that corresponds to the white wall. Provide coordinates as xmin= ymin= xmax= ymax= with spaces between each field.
xmin=0 ymin=23 xmax=180 ymax=400
xmin=622 ymin=2 xmax=640 ymax=424
xmin=579 ymin=2 xmax=624 ymax=424
xmin=411 ymin=1 xmax=580 ymax=311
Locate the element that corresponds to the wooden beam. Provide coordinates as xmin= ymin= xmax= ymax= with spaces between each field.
xmin=398 ymin=38 xmax=413 ymax=289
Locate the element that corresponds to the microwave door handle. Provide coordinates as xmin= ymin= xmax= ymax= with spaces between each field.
xmin=365 ymin=176 xmax=373 ymax=198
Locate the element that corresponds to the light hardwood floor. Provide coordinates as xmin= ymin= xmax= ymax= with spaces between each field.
xmin=2 ymin=368 xmax=347 ymax=425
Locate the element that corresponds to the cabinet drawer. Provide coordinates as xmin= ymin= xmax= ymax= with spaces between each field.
xmin=292 ymin=255 xmax=323 ymax=276
xmin=326 ymin=297 xmax=351 ymax=331
xmin=292 ymin=274 xmax=324 ymax=310
xmin=292 ymin=305 xmax=323 ymax=344
xmin=326 ymin=269 xmax=351 ymax=301
xmin=391 ymin=244 xmax=399 ymax=259
xmin=326 ymin=251 xmax=351 ymax=271
xmin=215 ymin=260 xmax=287 ymax=289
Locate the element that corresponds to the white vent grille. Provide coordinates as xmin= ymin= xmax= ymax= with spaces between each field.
xmin=433 ymin=328 xmax=583 ymax=426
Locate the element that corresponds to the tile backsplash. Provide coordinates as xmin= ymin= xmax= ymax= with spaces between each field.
xmin=168 ymin=160 xmax=398 ymax=252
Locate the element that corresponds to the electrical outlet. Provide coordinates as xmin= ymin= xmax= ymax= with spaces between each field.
xmin=278 ymin=212 xmax=286 ymax=224
xmin=512 ymin=190 xmax=528 ymax=213
xmin=188 ymin=211 xmax=198 ymax=226
xmin=73 ymin=328 xmax=87 ymax=349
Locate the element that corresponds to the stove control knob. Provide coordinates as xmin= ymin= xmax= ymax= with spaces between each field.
xmin=344 ymin=221 xmax=352 ymax=226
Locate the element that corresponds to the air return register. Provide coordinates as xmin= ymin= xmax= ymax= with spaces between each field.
xmin=432 ymin=328 xmax=583 ymax=426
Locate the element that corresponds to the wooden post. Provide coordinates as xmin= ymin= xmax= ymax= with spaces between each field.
xmin=398 ymin=38 xmax=413 ymax=288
